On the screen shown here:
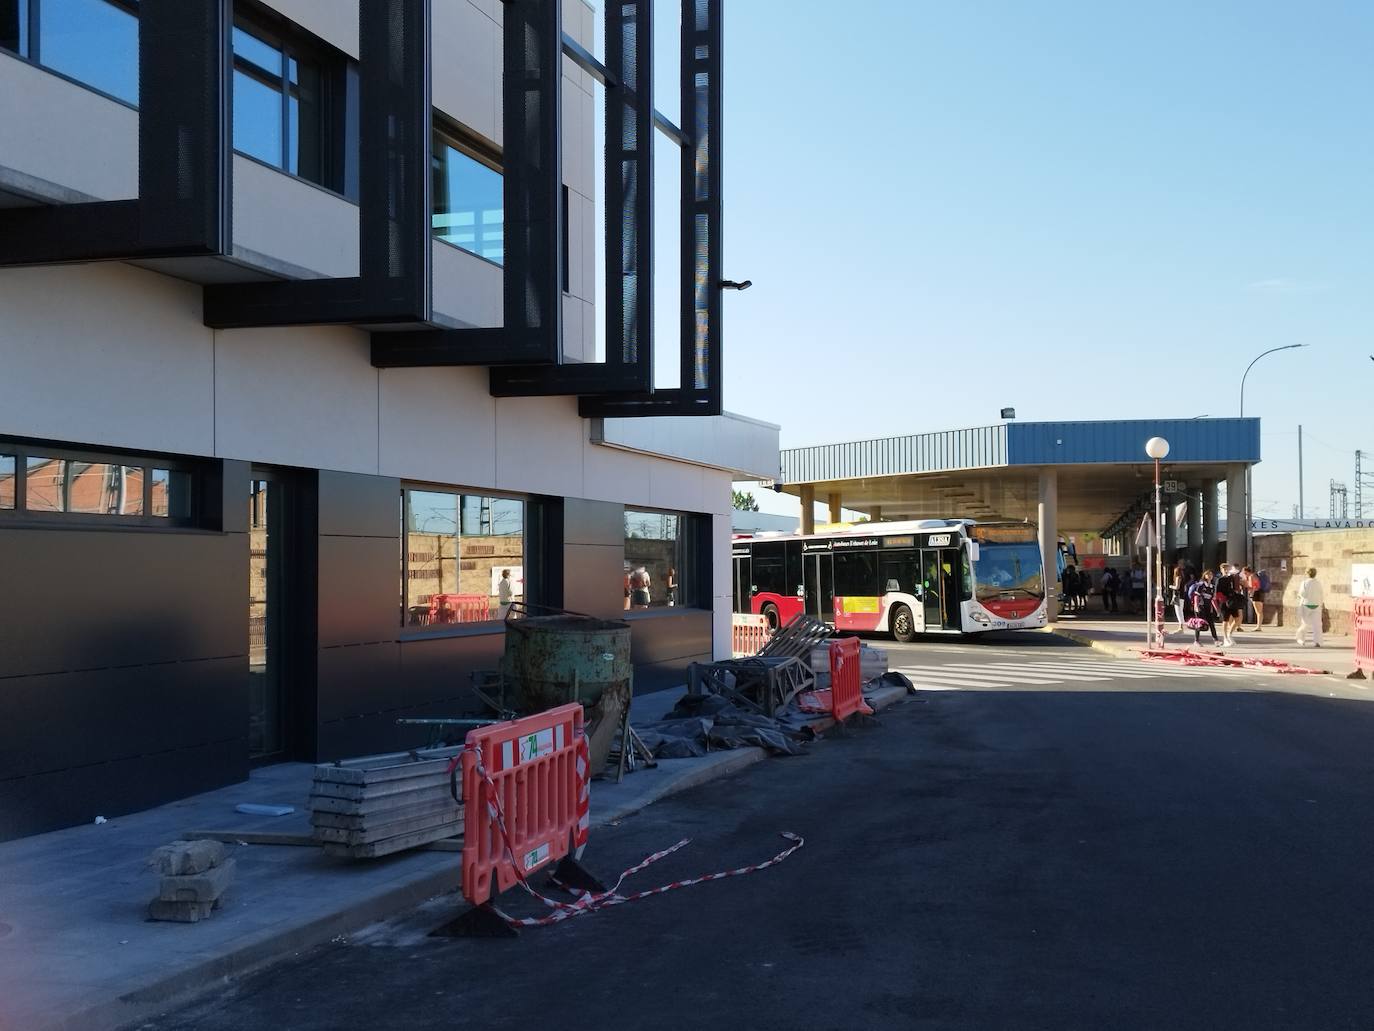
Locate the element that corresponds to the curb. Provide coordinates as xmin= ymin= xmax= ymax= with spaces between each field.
xmin=1044 ymin=625 xmax=1138 ymax=659
xmin=81 ymin=682 xmax=913 ymax=1031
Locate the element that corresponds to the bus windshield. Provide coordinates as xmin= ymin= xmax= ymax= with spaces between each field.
xmin=973 ymin=543 xmax=1044 ymax=602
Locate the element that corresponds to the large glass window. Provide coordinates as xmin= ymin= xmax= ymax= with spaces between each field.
xmin=0 ymin=0 xmax=138 ymax=105
xmin=24 ymin=456 xmax=65 ymax=512
xmin=833 ymin=550 xmax=879 ymax=597
xmin=432 ymin=128 xmax=504 ymax=265
xmin=232 ymin=20 xmax=349 ymax=194
xmin=972 ymin=543 xmax=1045 ymax=604
xmin=66 ymin=462 xmax=144 ymax=515
xmin=624 ymin=509 xmax=693 ymax=610
xmin=402 ymin=488 xmax=525 ymax=627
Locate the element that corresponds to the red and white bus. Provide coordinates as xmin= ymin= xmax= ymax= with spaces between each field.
xmin=731 ymin=520 xmax=1048 ymax=640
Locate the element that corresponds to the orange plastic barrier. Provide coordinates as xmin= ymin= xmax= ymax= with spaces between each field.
xmin=828 ymin=637 xmax=864 ymax=722
xmin=461 ymin=703 xmax=585 ymax=909
xmin=1355 ymin=597 xmax=1374 ymax=676
xmin=430 ymin=592 xmax=491 ymax=624
xmin=731 ymin=613 xmax=773 ymax=657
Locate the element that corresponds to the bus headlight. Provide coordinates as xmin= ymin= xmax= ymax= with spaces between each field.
xmin=970 ymin=610 xmax=991 ymax=625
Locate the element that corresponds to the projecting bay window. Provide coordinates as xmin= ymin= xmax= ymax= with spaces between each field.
xmin=0 ymin=0 xmax=139 ymax=105
xmin=432 ymin=122 xmax=503 ymax=265
xmin=402 ymin=488 xmax=526 ymax=628
xmin=232 ymin=16 xmax=357 ymax=197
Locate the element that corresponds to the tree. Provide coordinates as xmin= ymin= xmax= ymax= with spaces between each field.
xmin=732 ymin=489 xmax=760 ymax=512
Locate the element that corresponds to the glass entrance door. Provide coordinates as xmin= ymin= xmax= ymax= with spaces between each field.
xmin=804 ymin=552 xmax=834 ymax=622
xmin=248 ymin=477 xmax=286 ymax=759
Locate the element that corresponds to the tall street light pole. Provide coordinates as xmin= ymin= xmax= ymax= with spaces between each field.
xmin=1239 ymin=344 xmax=1307 ymax=566
xmin=1146 ymin=436 xmax=1170 ymax=649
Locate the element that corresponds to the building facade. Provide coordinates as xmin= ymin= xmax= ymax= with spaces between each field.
xmin=0 ymin=0 xmax=777 ymax=840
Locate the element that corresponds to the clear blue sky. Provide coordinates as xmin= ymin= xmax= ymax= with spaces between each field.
xmin=710 ymin=0 xmax=1372 ymax=519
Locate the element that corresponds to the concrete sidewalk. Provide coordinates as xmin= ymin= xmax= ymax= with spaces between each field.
xmin=0 ymin=682 xmax=908 ymax=1031
xmin=1049 ymin=616 xmax=1360 ymax=677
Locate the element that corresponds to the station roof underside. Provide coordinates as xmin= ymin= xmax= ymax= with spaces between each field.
xmin=779 ymin=419 xmax=1260 ymax=533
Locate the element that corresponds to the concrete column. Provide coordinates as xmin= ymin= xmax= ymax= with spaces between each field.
xmin=1201 ymin=478 xmax=1219 ymax=569
xmin=828 ymin=492 xmax=842 ymax=524
xmin=1226 ymin=463 xmax=1247 ymax=568
xmin=871 ymin=505 xmax=883 ymax=521
xmin=800 ymin=484 xmax=815 ymax=535
xmin=1186 ymin=487 xmax=1202 ymax=572
xmin=1037 ymin=469 xmax=1058 ymax=623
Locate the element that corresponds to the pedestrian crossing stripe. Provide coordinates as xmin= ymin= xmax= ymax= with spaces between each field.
xmin=889 ymin=659 xmax=1254 ymax=690
xmin=944 ymin=661 xmax=1232 ymax=678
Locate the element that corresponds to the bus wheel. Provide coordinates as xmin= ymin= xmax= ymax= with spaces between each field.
xmin=890 ymin=604 xmax=916 ymax=643
xmin=761 ymin=603 xmax=780 ymax=630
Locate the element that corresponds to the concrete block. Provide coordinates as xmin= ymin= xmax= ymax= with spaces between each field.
xmin=147 ymin=897 xmax=215 ymax=923
xmin=148 ymin=839 xmax=226 ymax=875
xmin=158 ymin=858 xmax=236 ymax=903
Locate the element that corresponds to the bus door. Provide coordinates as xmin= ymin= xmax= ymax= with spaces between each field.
xmin=921 ymin=551 xmax=945 ymax=630
xmin=939 ymin=548 xmax=962 ymax=628
xmin=804 ymin=551 xmax=834 ymax=622
xmin=732 ymin=554 xmax=750 ymax=613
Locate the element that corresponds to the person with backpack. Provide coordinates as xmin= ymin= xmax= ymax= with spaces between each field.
xmin=1101 ymin=567 xmax=1119 ymax=612
xmin=1214 ymin=564 xmax=1245 ymax=646
xmin=1062 ymin=565 xmax=1079 ymax=614
xmin=1186 ymin=569 xmax=1219 ymax=645
xmin=1248 ymin=566 xmax=1269 ymax=630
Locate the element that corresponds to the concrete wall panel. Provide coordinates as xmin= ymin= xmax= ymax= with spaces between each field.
xmin=231 ymin=157 xmax=359 ymax=279
xmin=378 ymin=366 xmax=497 ymax=487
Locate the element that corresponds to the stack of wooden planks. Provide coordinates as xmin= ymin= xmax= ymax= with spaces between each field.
xmin=309 ymin=746 xmax=464 ymax=859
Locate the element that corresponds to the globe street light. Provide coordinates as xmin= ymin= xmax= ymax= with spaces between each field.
xmin=1239 ymin=344 xmax=1306 ymax=565
xmin=1145 ymin=436 xmax=1170 ymax=649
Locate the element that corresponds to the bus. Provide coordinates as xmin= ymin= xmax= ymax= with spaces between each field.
xmin=731 ymin=519 xmax=1048 ymax=640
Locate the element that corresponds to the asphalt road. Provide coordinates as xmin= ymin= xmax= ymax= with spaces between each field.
xmin=134 ymin=640 xmax=1374 ymax=1031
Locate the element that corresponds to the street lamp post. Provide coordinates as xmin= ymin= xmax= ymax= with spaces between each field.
xmin=1238 ymin=344 xmax=1306 ymax=566
xmin=1146 ymin=436 xmax=1171 ymax=649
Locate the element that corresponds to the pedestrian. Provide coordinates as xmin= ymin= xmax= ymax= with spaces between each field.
xmin=1248 ymin=566 xmax=1268 ymax=631
xmin=1186 ymin=569 xmax=1219 ymax=645
xmin=1293 ymin=566 xmax=1324 ymax=647
xmin=1129 ymin=560 xmax=1146 ymax=614
xmin=629 ymin=564 xmax=652 ymax=609
xmin=496 ymin=567 xmax=514 ymax=618
xmin=1169 ymin=563 xmax=1187 ymax=634
xmin=1077 ymin=568 xmax=1092 ymax=611
xmin=1214 ymin=563 xmax=1245 ymax=646
xmin=1062 ymin=565 xmax=1079 ymax=614
xmin=1101 ymin=567 xmax=1119 ymax=612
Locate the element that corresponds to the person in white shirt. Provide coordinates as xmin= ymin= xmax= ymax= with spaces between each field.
xmin=1293 ymin=567 xmax=1324 ymax=647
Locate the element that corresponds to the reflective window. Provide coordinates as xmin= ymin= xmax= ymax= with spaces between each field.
xmin=0 ymin=454 xmax=14 ymax=509
xmin=39 ymin=0 xmax=139 ymax=105
xmin=625 ymin=509 xmax=691 ymax=609
xmin=151 ymin=468 xmax=192 ymax=519
xmin=402 ymin=489 xmax=525 ymax=627
xmin=66 ymin=462 xmax=144 ymax=515
xmin=432 ymin=131 xmax=504 ymax=264
xmin=24 ymin=456 xmax=66 ymax=512
xmin=232 ymin=21 xmax=340 ymax=192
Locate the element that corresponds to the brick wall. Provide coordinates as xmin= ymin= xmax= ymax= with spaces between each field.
xmin=1252 ymin=528 xmax=1374 ymax=636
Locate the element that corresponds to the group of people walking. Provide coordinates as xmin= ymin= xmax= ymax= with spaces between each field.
xmin=1165 ymin=562 xmax=1266 ymax=646
xmin=1063 ymin=562 xmax=1145 ymax=614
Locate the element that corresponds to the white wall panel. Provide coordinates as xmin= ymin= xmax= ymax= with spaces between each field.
xmin=0 ymin=265 xmax=214 ymax=456
xmin=214 ymin=326 xmax=378 ymax=473
xmin=378 ymin=365 xmax=497 ymax=488
xmin=711 ymin=513 xmax=733 ymax=659
xmin=231 ymin=157 xmax=359 ymax=279
xmin=494 ymin=396 xmax=585 ymax=498
xmin=433 ymin=1 xmax=498 ymax=140
xmin=649 ymin=461 xmax=706 ymax=514
xmin=259 ymin=0 xmax=359 ymax=57
xmin=583 ymin=436 xmax=661 ymax=506
xmin=431 ymin=241 xmax=502 ymax=328
xmin=0 ymin=54 xmax=136 ymax=202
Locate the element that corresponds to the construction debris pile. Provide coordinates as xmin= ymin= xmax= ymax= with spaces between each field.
xmin=147 ymin=840 xmax=235 ymax=923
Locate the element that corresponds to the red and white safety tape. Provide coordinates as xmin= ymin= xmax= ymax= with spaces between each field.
xmin=468 ymin=739 xmax=803 ymax=928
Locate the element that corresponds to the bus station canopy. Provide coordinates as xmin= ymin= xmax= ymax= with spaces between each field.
xmin=778 ymin=419 xmax=1261 ymax=585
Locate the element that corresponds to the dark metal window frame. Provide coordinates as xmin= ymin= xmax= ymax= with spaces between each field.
xmin=0 ymin=0 xmax=232 ymax=267
xmin=399 ymin=483 xmax=535 ymax=634
xmin=0 ymin=438 xmax=204 ymax=530
xmin=230 ymin=5 xmax=353 ymax=197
